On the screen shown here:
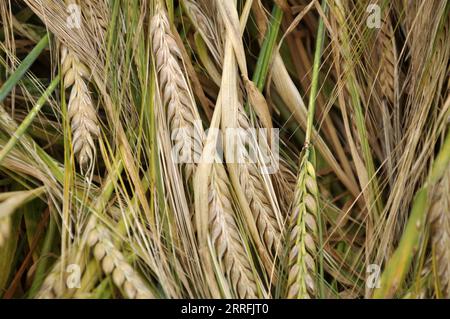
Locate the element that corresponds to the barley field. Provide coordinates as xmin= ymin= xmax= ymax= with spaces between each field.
xmin=0 ymin=0 xmax=449 ymax=299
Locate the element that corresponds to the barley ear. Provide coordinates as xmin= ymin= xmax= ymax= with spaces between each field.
xmin=378 ymin=11 xmax=397 ymax=107
xmin=237 ymin=111 xmax=282 ymax=258
xmin=35 ymin=261 xmax=65 ymax=299
xmin=61 ymin=45 xmax=100 ymax=172
xmin=239 ymin=163 xmax=281 ymax=257
xmin=86 ymin=223 xmax=155 ymax=299
xmin=150 ymin=3 xmax=204 ymax=179
xmin=209 ymin=164 xmax=258 ymax=298
xmin=286 ymin=149 xmax=319 ymax=299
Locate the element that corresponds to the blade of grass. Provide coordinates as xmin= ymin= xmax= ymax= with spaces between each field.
xmin=0 ymin=34 xmax=49 ymax=104
xmin=0 ymin=74 xmax=60 ymax=166
xmin=252 ymin=6 xmax=283 ymax=91
xmin=305 ymin=0 xmax=327 ymax=298
xmin=27 ymin=211 xmax=57 ymax=297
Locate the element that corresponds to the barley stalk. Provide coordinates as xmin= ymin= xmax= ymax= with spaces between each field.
xmin=37 ymin=166 xmax=155 ymax=299
xmin=61 ymin=45 xmax=100 ymax=171
xmin=4 ymin=0 xmax=450 ymax=301
xmin=333 ymin=0 xmax=384 ymax=222
xmin=0 ymin=217 xmax=11 ymax=247
xmin=209 ymin=164 xmax=258 ymax=298
xmin=429 ymin=169 xmax=450 ymax=297
xmin=187 ymin=0 xmax=283 ymax=264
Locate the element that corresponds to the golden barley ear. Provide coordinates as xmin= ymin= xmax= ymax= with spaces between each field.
xmin=378 ymin=10 xmax=397 ymax=107
xmin=208 ymin=164 xmax=258 ymax=298
xmin=35 ymin=262 xmax=65 ymax=299
xmin=61 ymin=45 xmax=100 ymax=172
xmin=150 ymin=4 xmax=204 ymax=180
xmin=238 ymin=162 xmax=281 ymax=255
xmin=236 ymin=111 xmax=282 ymax=259
xmin=86 ymin=223 xmax=155 ymax=299
xmin=275 ymin=159 xmax=297 ymax=214
xmin=286 ymin=148 xmax=319 ymax=299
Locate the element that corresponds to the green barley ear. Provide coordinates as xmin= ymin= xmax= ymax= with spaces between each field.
xmin=286 ymin=147 xmax=319 ymax=299
xmin=286 ymin=0 xmax=326 ymax=299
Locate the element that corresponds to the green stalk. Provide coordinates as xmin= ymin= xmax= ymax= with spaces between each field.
xmin=252 ymin=6 xmax=283 ymax=90
xmin=374 ymin=130 xmax=450 ymax=298
xmin=428 ymin=130 xmax=450 ymax=184
xmin=28 ymin=215 xmax=57 ymax=297
xmin=0 ymin=74 xmax=60 ymax=166
xmin=305 ymin=1 xmax=326 ymax=145
xmin=0 ymin=34 xmax=49 ymax=104
xmin=165 ymin=0 xmax=174 ymax=24
xmin=304 ymin=0 xmax=327 ymax=298
xmin=244 ymin=5 xmax=283 ymax=117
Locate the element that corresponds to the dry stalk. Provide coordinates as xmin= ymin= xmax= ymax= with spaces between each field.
xmin=0 ymin=217 xmax=11 ymax=247
xmin=82 ymin=0 xmax=109 ymax=39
